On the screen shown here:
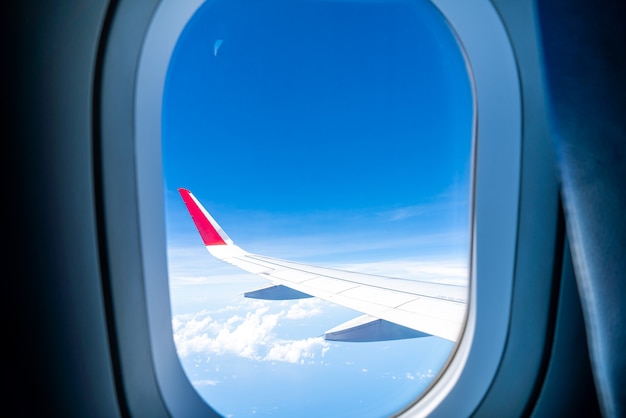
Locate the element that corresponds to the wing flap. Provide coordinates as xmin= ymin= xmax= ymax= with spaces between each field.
xmin=324 ymin=315 xmax=431 ymax=342
xmin=244 ymin=284 xmax=313 ymax=300
xmin=340 ymin=285 xmax=418 ymax=307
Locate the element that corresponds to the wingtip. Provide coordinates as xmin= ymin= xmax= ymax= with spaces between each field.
xmin=178 ymin=188 xmax=230 ymax=246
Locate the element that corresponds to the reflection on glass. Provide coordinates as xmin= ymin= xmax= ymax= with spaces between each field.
xmin=162 ymin=0 xmax=473 ymax=416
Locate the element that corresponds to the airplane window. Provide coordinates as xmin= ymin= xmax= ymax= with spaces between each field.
xmin=160 ymin=0 xmax=473 ymax=416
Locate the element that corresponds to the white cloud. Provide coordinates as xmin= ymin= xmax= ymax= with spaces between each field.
xmin=284 ymin=298 xmax=323 ymax=319
xmin=378 ymin=205 xmax=426 ymax=222
xmin=265 ymin=337 xmax=328 ymax=363
xmin=193 ymin=379 xmax=219 ymax=387
xmin=420 ymin=369 xmax=435 ymax=380
xmin=173 ymin=299 xmax=330 ymax=364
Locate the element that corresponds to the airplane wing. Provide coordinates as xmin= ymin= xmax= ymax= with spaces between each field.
xmin=179 ymin=188 xmax=467 ymax=342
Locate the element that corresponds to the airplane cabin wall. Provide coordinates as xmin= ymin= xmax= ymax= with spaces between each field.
xmin=7 ymin=1 xmax=122 ymax=417
xmin=534 ymin=0 xmax=626 ymax=416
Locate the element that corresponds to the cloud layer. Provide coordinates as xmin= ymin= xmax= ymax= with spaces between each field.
xmin=173 ymin=299 xmax=330 ymax=364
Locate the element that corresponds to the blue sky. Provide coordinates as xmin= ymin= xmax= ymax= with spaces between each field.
xmin=162 ymin=0 xmax=473 ymax=416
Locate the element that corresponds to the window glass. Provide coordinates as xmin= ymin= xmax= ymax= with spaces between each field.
xmin=162 ymin=0 xmax=473 ymax=416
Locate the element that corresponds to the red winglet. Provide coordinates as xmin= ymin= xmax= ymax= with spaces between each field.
xmin=178 ymin=188 xmax=227 ymax=246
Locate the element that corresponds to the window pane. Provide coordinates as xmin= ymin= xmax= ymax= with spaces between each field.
xmin=162 ymin=0 xmax=473 ymax=416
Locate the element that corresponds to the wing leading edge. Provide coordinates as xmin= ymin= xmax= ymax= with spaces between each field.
xmin=178 ymin=188 xmax=467 ymax=342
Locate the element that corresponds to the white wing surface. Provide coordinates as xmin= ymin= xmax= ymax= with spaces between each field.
xmin=179 ymin=188 xmax=467 ymax=342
